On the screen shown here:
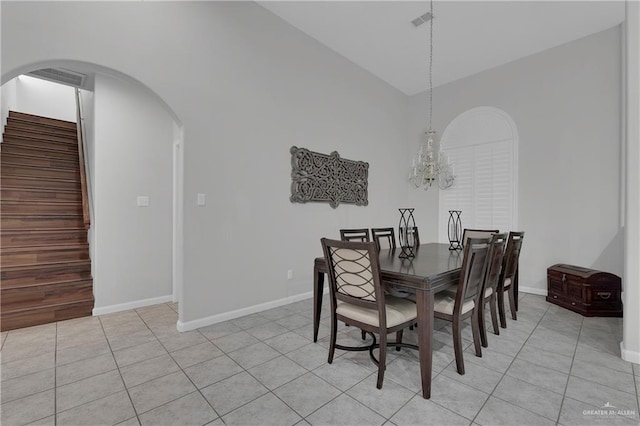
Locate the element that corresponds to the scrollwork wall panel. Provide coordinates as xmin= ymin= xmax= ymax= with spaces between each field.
xmin=290 ymin=146 xmax=368 ymax=209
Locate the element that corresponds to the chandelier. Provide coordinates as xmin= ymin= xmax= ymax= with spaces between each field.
xmin=408 ymin=0 xmax=455 ymax=190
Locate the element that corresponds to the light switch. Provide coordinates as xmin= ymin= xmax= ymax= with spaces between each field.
xmin=137 ymin=196 xmax=149 ymax=207
xmin=197 ymin=193 xmax=206 ymax=206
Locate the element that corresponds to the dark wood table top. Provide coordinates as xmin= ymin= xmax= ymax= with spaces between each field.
xmin=315 ymin=242 xmax=463 ymax=291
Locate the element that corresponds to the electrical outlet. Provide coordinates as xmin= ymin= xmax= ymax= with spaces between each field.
xmin=287 ymin=269 xmax=293 ymax=280
xmin=197 ymin=193 xmax=206 ymax=206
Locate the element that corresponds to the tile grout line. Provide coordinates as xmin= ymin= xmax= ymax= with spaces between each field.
xmin=98 ymin=311 xmax=144 ymax=425
xmin=554 ymin=311 xmax=584 ymax=425
xmin=469 ymin=295 xmax=554 ymax=425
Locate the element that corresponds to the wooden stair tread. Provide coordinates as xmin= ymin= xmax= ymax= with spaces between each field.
xmin=1 ymin=298 xmax=94 ymax=315
xmin=1 ymin=258 xmax=91 ymax=271
xmin=2 ymin=200 xmax=82 ymax=207
xmin=8 ymin=111 xmax=77 ymax=129
xmin=2 ymin=156 xmax=79 ymax=170
xmin=1 ymin=227 xmax=86 ymax=234
xmin=1 ymin=174 xmax=80 ymax=183
xmin=1 ymin=242 xmax=88 ymax=252
xmin=6 ymin=119 xmax=78 ymax=137
xmin=1 ymin=186 xmax=80 ymax=194
xmin=0 ymin=144 xmax=79 ymax=158
xmin=1 ymin=277 xmax=92 ymax=291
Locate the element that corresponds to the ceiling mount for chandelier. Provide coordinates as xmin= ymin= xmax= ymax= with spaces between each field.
xmin=408 ymin=1 xmax=455 ymax=191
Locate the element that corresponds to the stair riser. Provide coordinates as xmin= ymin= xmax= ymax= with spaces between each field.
xmin=1 ymin=188 xmax=81 ymax=202
xmin=1 ymin=263 xmax=91 ymax=288
xmin=1 ymin=231 xmax=87 ymax=247
xmin=1 ymin=144 xmax=79 ymax=161
xmin=2 ymin=216 xmax=84 ymax=229
xmin=1 ymin=154 xmax=79 ymax=170
xmin=4 ymin=129 xmax=77 ymax=145
xmin=0 ymin=176 xmax=80 ymax=191
xmin=1 ymin=165 xmax=80 ymax=180
xmin=0 ymin=300 xmax=94 ymax=331
xmin=1 ymin=281 xmax=93 ymax=310
xmin=2 ymin=248 xmax=90 ymax=267
xmin=1 ymin=203 xmax=82 ymax=215
xmin=8 ymin=111 xmax=77 ymax=131
xmin=2 ymin=137 xmax=78 ymax=153
xmin=7 ymin=119 xmax=78 ymax=138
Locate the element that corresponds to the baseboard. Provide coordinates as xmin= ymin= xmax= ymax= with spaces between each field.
xmin=620 ymin=341 xmax=640 ymax=364
xmin=92 ymin=295 xmax=174 ymax=316
xmin=177 ymin=290 xmax=314 ymax=332
xmin=519 ymin=285 xmax=547 ymax=296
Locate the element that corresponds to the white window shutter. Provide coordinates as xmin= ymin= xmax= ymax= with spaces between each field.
xmin=439 ymin=140 xmax=514 ymax=241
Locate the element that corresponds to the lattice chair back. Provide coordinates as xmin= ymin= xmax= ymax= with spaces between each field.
xmin=321 ymin=238 xmax=383 ymax=312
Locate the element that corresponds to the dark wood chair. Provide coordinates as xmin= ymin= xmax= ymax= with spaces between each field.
xmin=321 ymin=238 xmax=418 ymax=389
xmin=462 ymin=228 xmax=499 ymax=247
xmin=478 ymin=233 xmax=508 ymax=348
xmin=371 ymin=228 xmax=396 ymax=251
xmin=408 ymin=226 xmax=420 ymax=247
xmin=498 ymin=231 xmax=525 ymax=328
xmin=340 ymin=228 xmax=370 ymax=242
xmin=434 ymin=236 xmax=490 ymax=374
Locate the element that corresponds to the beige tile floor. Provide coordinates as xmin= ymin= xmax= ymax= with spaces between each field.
xmin=1 ymin=294 xmax=639 ymax=425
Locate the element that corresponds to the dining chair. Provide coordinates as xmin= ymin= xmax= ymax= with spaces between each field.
xmin=462 ymin=228 xmax=499 ymax=247
xmin=340 ymin=228 xmax=371 ymax=242
xmin=320 ymin=238 xmax=418 ymax=389
xmin=434 ymin=236 xmax=490 ymax=374
xmin=408 ymin=226 xmax=420 ymax=247
xmin=498 ymin=231 xmax=525 ymax=328
xmin=371 ymin=227 xmax=396 ymax=251
xmin=477 ymin=232 xmax=508 ymax=348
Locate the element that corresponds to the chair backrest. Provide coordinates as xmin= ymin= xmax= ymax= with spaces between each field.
xmin=340 ymin=228 xmax=371 ymax=242
xmin=499 ymin=231 xmax=525 ymax=287
xmin=462 ymin=228 xmax=499 ymax=247
xmin=456 ymin=237 xmax=491 ymax=309
xmin=371 ymin=228 xmax=396 ymax=251
xmin=321 ymin=238 xmax=384 ymax=315
xmin=408 ymin=226 xmax=420 ymax=247
xmin=482 ymin=233 xmax=508 ymax=295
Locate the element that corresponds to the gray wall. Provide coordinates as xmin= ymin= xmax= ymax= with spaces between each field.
xmin=408 ymin=26 xmax=623 ymax=292
xmin=1 ymin=2 xmax=624 ymax=327
xmin=1 ymin=1 xmax=411 ymax=325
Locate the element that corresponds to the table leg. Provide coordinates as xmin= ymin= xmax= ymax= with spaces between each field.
xmin=416 ymin=289 xmax=433 ymax=399
xmin=313 ymin=266 xmax=324 ymax=342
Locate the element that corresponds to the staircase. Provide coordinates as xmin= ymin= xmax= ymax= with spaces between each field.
xmin=1 ymin=111 xmax=94 ymax=331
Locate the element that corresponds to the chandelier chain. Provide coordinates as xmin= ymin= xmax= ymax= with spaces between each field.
xmin=428 ymin=0 xmax=434 ymax=130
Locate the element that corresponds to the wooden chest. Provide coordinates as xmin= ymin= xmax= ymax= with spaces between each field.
xmin=547 ymin=264 xmax=622 ymax=317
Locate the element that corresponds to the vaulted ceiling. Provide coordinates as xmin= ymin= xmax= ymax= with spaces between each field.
xmin=258 ymin=1 xmax=626 ymax=96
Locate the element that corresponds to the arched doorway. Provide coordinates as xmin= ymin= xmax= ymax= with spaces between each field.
xmin=2 ymin=60 xmax=184 ymax=321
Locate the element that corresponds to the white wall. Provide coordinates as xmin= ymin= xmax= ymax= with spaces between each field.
xmin=0 ymin=1 xmax=411 ymax=324
xmin=1 ymin=78 xmax=17 ymax=131
xmin=407 ymin=26 xmax=623 ymax=294
xmin=13 ymin=75 xmax=76 ymax=122
xmin=92 ymin=73 xmax=174 ymax=312
xmin=623 ymin=0 xmax=640 ymax=364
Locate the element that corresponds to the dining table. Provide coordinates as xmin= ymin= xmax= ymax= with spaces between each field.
xmin=313 ymin=243 xmax=464 ymax=399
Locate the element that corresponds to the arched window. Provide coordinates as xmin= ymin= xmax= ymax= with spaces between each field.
xmin=438 ymin=107 xmax=518 ymax=241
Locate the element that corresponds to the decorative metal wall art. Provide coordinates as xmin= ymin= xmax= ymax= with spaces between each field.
xmin=290 ymin=146 xmax=369 ymax=209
